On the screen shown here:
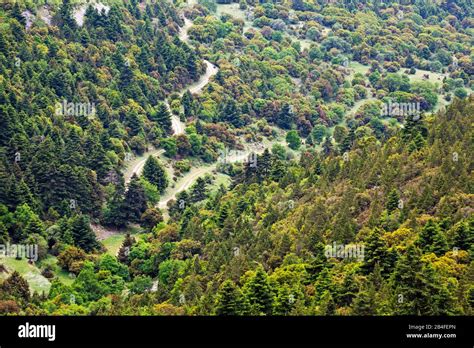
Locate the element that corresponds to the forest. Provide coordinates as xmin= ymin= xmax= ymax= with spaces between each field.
xmin=0 ymin=0 xmax=472 ymax=316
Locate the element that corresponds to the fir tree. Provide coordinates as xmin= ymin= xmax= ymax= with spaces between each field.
xmin=182 ymin=90 xmax=193 ymax=118
xmin=1 ymin=271 xmax=30 ymax=302
xmin=417 ymin=220 xmax=447 ymax=255
xmin=244 ymin=266 xmax=274 ymax=315
xmin=362 ymin=228 xmax=391 ymax=275
xmin=190 ymin=177 xmax=207 ymax=203
xmin=69 ymin=214 xmax=99 ymax=252
xmin=215 ymin=279 xmax=243 ymax=315
xmin=143 ymin=156 xmax=168 ymax=193
xmin=273 ymin=285 xmax=296 ymax=315
xmin=352 ymin=281 xmax=377 ymax=315
xmin=151 ymin=102 xmax=172 ymax=134
xmin=386 ymin=189 xmax=400 ymax=213
xmin=123 ymin=174 xmax=148 ymax=223
xmin=118 ymin=233 xmax=136 ymax=264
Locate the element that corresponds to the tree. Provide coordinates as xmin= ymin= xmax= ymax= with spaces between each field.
xmin=215 ymin=279 xmax=243 ymax=315
xmin=161 ymin=138 xmax=177 ymax=158
xmin=273 ymin=285 xmax=296 ymax=315
xmin=386 ymin=189 xmax=400 ymax=213
xmin=57 ymin=0 xmax=77 ymax=33
xmin=141 ymin=207 xmax=163 ymax=230
xmin=103 ymin=186 xmax=128 ymax=228
xmin=276 ymin=103 xmax=294 ymax=129
xmin=417 ymin=220 xmax=448 ymax=256
xmin=69 ymin=214 xmax=99 ymax=252
xmin=99 ymin=254 xmax=130 ymax=280
xmin=306 ymin=242 xmax=329 ymax=282
xmin=352 ymin=281 xmax=377 ymax=315
xmin=123 ymin=174 xmax=148 ymax=223
xmin=152 ymin=102 xmax=172 ymax=134
xmin=143 ymin=156 xmax=168 ymax=193
xmin=1 ymin=271 xmax=30 ymax=302
xmin=182 ymin=90 xmax=194 ymax=118
xmin=336 ymin=271 xmax=358 ymax=307
xmin=286 ymin=130 xmax=301 ymax=150
xmin=118 ymin=233 xmax=136 ymax=264
xmin=57 ymin=246 xmax=87 ymax=273
xmin=452 ymin=221 xmax=473 ymax=252
xmin=130 ymin=275 xmax=153 ymax=294
xmin=311 ymin=125 xmax=327 ymax=144
xmin=190 ymin=177 xmax=207 ymax=203
xmin=388 ymin=245 xmax=452 ymax=315
xmin=220 ymin=98 xmax=242 ymax=127
xmin=24 ymin=216 xmax=46 ymax=239
xmin=0 ymin=221 xmax=8 ymax=245
xmin=454 ymin=88 xmax=468 ymax=99
xmin=362 ymin=228 xmax=391 ymax=275
xmin=314 ymin=267 xmax=334 ymax=304
xmin=243 ymin=266 xmax=274 ymax=315
xmin=316 ymin=290 xmax=336 ymax=315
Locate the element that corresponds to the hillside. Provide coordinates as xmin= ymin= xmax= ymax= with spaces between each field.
xmin=0 ymin=0 xmax=472 ymax=316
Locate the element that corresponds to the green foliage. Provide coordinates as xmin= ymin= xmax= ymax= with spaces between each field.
xmin=142 ymin=156 xmax=168 ymax=193
xmin=285 ymin=130 xmax=301 ymax=150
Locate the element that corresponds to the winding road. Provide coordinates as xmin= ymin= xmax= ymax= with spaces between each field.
xmin=124 ymin=2 xmax=289 ymax=210
xmin=123 ymin=7 xmax=220 ymax=208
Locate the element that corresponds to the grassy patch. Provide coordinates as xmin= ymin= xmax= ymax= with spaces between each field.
xmin=0 ymin=257 xmax=51 ymax=294
xmin=348 ymin=61 xmax=370 ymax=80
xmin=102 ymin=234 xmax=126 ymax=257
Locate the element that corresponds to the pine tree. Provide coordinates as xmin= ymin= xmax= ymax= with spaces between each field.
xmin=307 ymin=242 xmax=329 ymax=283
xmin=221 ymin=98 xmax=242 ymax=128
xmin=452 ymin=221 xmax=473 ymax=252
xmin=123 ymin=174 xmax=148 ymax=223
xmin=314 ymin=267 xmax=334 ymax=304
xmin=276 ymin=103 xmax=294 ymax=129
xmin=104 ymin=185 xmax=127 ymax=228
xmin=69 ymin=214 xmax=99 ymax=252
xmin=352 ymin=281 xmax=377 ymax=315
xmin=243 ymin=266 xmax=274 ymax=315
xmin=58 ymin=0 xmax=77 ymax=33
xmin=273 ymin=285 xmax=296 ymax=315
xmin=386 ymin=189 xmax=400 ymax=213
xmin=417 ymin=220 xmax=447 ymax=255
xmin=1 ymin=271 xmax=30 ymax=302
xmin=257 ymin=149 xmax=271 ymax=181
xmin=24 ymin=216 xmax=45 ymax=239
xmin=0 ymin=221 xmax=9 ymax=244
xmin=390 ymin=245 xmax=425 ymax=315
xmin=362 ymin=228 xmax=391 ymax=275
xmin=270 ymin=158 xmax=286 ymax=182
xmin=217 ymin=203 xmax=230 ymax=228
xmin=118 ymin=233 xmax=136 ymax=264
xmin=316 ymin=290 xmax=336 ymax=315
xmin=336 ymin=271 xmax=358 ymax=307
xmin=419 ymin=263 xmax=458 ymax=315
xmin=190 ymin=177 xmax=207 ymax=203
xmin=143 ymin=156 xmax=168 ymax=193
xmin=215 ymin=279 xmax=243 ymax=315
xmin=182 ymin=90 xmax=193 ymax=118
xmin=431 ymin=228 xmax=448 ymax=256
xmin=152 ymin=102 xmax=172 ymax=134
xmin=339 ymin=128 xmax=355 ymax=153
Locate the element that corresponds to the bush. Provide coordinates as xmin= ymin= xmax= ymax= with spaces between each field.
xmin=57 ymin=246 xmax=87 ymax=273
